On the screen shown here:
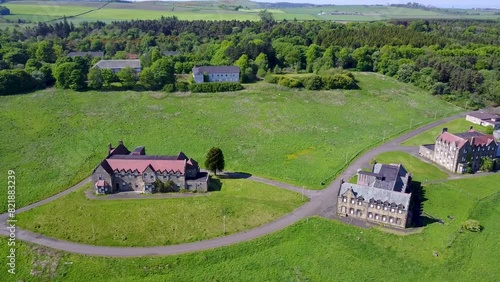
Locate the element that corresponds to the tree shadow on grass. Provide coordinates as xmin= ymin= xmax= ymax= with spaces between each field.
xmin=217 ymin=172 xmax=252 ymax=179
xmin=411 ymin=181 xmax=439 ymax=227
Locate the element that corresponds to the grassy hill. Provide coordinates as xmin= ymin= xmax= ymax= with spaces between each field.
xmin=1 ymin=174 xmax=499 ymax=281
xmin=0 ymin=72 xmax=461 ymax=213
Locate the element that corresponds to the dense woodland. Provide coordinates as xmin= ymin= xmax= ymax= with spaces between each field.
xmin=0 ymin=16 xmax=499 ymax=107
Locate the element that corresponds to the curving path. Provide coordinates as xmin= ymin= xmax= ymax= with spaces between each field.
xmin=0 ymin=112 xmax=467 ymax=257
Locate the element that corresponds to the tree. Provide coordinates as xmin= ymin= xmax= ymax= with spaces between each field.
xmin=305 ymin=44 xmax=321 ymax=73
xmin=205 ymin=147 xmax=225 ymax=175
xmin=35 ymin=41 xmax=56 ymax=63
xmin=254 ymin=52 xmax=268 ymax=72
xmin=54 ymin=62 xmax=79 ymax=89
xmin=480 ymin=157 xmax=494 ymax=172
xmin=117 ymin=67 xmax=137 ymax=89
xmin=69 ymin=69 xmax=86 ymax=91
xmin=234 ymin=54 xmax=249 ymax=82
xmin=87 ymin=68 xmax=103 ymax=89
xmin=139 ymin=67 xmax=155 ymax=90
xmin=101 ymin=69 xmax=117 ymax=87
xmin=258 ymin=9 xmax=274 ymax=22
xmin=485 ymin=125 xmax=494 ymax=135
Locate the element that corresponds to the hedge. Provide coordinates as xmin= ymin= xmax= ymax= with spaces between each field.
xmin=189 ymin=82 xmax=243 ymax=93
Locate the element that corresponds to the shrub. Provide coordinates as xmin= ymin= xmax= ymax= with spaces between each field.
xmin=257 ymin=68 xmax=267 ymax=78
xmin=485 ymin=125 xmax=494 ymax=134
xmin=462 ymin=219 xmax=481 ymax=232
xmin=278 ymin=76 xmax=302 ymax=88
xmin=322 ymin=74 xmax=357 ymax=90
xmin=264 ymin=73 xmax=278 ymax=83
xmin=175 ymin=81 xmax=190 ymax=92
xmin=302 ymin=75 xmax=324 ymax=90
xmin=189 ymin=82 xmax=243 ymax=93
xmin=162 ymin=83 xmax=175 ymax=93
xmin=480 ymin=157 xmax=494 ymax=172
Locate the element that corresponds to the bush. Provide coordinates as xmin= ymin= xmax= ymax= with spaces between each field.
xmin=462 ymin=219 xmax=481 ymax=232
xmin=189 ymin=82 xmax=243 ymax=93
xmin=257 ymin=68 xmax=267 ymax=78
xmin=162 ymin=83 xmax=175 ymax=93
xmin=175 ymin=81 xmax=190 ymax=92
xmin=302 ymin=75 xmax=324 ymax=90
xmin=264 ymin=73 xmax=278 ymax=83
xmin=0 ymin=69 xmax=38 ymax=95
xmin=322 ymin=74 xmax=357 ymax=90
xmin=485 ymin=125 xmax=494 ymax=134
xmin=278 ymin=76 xmax=302 ymax=88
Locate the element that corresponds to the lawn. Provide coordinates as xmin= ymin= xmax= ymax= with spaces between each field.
xmin=402 ymin=117 xmax=487 ymax=146
xmin=16 ymin=178 xmax=303 ymax=247
xmin=372 ymin=151 xmax=448 ymax=182
xmin=0 ymin=72 xmax=461 ymax=213
xmin=2 ymin=174 xmax=499 ymax=281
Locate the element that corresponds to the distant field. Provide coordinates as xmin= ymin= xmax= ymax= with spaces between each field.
xmin=402 ymin=118 xmax=487 ymax=146
xmin=0 ymin=73 xmax=461 ymax=213
xmin=2 ymin=174 xmax=499 ymax=281
xmin=3 ymin=1 xmax=498 ymax=23
xmin=16 ymin=178 xmax=303 ymax=246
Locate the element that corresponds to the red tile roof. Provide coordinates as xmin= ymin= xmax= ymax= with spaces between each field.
xmin=437 ymin=131 xmax=496 ymax=149
xmin=106 ymin=158 xmax=186 ymax=174
xmin=95 ymin=180 xmax=109 ymax=187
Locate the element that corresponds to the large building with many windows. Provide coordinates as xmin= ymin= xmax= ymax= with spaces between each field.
xmin=91 ymin=141 xmax=209 ymax=194
xmin=419 ymin=127 xmax=498 ymax=173
xmin=192 ymin=66 xmax=240 ymax=83
xmin=337 ymin=163 xmax=413 ymax=229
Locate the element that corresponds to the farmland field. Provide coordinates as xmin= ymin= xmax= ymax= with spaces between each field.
xmin=2 ymin=1 xmax=498 ymax=24
xmin=401 ymin=117 xmax=488 ymax=146
xmin=0 ymin=73 xmax=461 ymax=212
xmin=2 ymin=174 xmax=499 ymax=281
xmin=15 ymin=178 xmax=303 ymax=246
xmin=0 ymin=73 xmax=461 ymax=213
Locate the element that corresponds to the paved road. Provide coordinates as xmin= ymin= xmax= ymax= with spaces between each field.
xmin=0 ymin=112 xmax=467 ymax=257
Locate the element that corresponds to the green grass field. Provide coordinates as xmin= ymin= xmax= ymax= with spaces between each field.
xmin=3 ymin=1 xmax=498 ymax=23
xmin=402 ymin=118 xmax=487 ymax=146
xmin=15 ymin=178 xmax=303 ymax=246
xmin=2 ymin=174 xmax=499 ymax=281
xmin=0 ymin=73 xmax=461 ymax=213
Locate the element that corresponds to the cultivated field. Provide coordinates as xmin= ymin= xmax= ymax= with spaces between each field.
xmin=2 ymin=173 xmax=499 ymax=281
xmin=402 ymin=117 xmax=487 ymax=146
xmin=2 ymin=1 xmax=498 ymax=24
xmin=0 ymin=73 xmax=462 ymax=213
xmin=15 ymin=178 xmax=303 ymax=246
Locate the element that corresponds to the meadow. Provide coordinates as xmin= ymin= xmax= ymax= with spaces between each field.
xmin=15 ymin=178 xmax=303 ymax=246
xmin=0 ymin=73 xmax=462 ymax=213
xmin=3 ymin=1 xmax=498 ymax=24
xmin=2 ymin=174 xmax=499 ymax=281
xmin=401 ymin=117 xmax=487 ymax=146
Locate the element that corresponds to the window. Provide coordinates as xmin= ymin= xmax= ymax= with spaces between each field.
xmin=342 ymin=197 xmax=347 ymax=203
xmin=383 ymin=206 xmax=388 ymax=211
xmin=398 ymin=209 xmax=403 ymax=214
xmin=375 ymin=214 xmax=380 ymax=220
xmin=382 ymin=216 xmax=387 ymax=222
xmin=369 ymin=204 xmax=374 ymax=208
xmin=356 ymin=210 xmax=362 ymax=217
xmin=368 ymin=212 xmax=373 ymax=218
xmin=358 ymin=201 xmax=363 ymax=206
xmin=341 ymin=206 xmax=346 ymax=213
xmin=377 ymin=205 xmax=381 ymax=210
xmin=389 ymin=217 xmax=394 ymax=223
xmin=350 ymin=199 xmax=355 ymax=204
xmin=391 ymin=208 xmax=395 ymax=213
xmin=396 ymin=218 xmax=402 ymax=225
xmin=349 ymin=208 xmax=354 ymax=215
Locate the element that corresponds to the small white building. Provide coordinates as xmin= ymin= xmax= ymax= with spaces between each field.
xmin=192 ymin=66 xmax=240 ymax=83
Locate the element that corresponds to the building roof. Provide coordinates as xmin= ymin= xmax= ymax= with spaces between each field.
xmin=437 ymin=130 xmax=496 ymax=149
xmin=105 ymin=158 xmax=186 ymax=174
xmin=94 ymin=60 xmax=141 ymax=69
xmin=467 ymin=111 xmax=500 ymax=121
xmin=68 ymin=51 xmax=104 ymax=58
xmin=358 ymin=163 xmax=409 ymax=192
xmin=163 ymin=51 xmax=181 ymax=56
xmin=95 ymin=180 xmax=109 ymax=187
xmin=340 ymin=183 xmax=411 ymax=209
xmin=192 ymin=66 xmax=240 ymax=75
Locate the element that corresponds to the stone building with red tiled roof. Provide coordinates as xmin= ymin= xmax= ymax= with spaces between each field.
xmin=91 ymin=141 xmax=209 ymax=194
xmin=419 ymin=127 xmax=498 ymax=173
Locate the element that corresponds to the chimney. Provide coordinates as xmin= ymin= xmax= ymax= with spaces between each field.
xmin=442 ymin=128 xmax=448 ymax=133
xmin=469 ymin=126 xmax=474 ymax=131
xmin=118 ymin=140 xmax=123 ymax=146
xmin=471 ymin=137 xmax=475 ymax=145
xmin=108 ymin=143 xmax=113 ymax=151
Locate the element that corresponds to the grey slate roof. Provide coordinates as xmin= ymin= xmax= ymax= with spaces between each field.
xmin=192 ymin=66 xmax=240 ymax=75
xmin=467 ymin=111 xmax=500 ymax=121
xmin=68 ymin=51 xmax=104 ymax=58
xmin=94 ymin=59 xmax=141 ymax=69
xmin=340 ymin=182 xmax=411 ymax=209
xmin=358 ymin=163 xmax=408 ymax=192
xmin=163 ymin=51 xmax=181 ymax=56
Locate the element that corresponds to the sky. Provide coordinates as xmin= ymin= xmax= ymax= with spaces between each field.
xmin=251 ymin=0 xmax=500 ymax=9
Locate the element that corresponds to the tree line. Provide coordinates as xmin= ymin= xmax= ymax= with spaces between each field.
xmin=0 ymin=17 xmax=498 ymax=107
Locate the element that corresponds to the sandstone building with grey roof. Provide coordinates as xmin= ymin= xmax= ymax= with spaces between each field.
xmin=337 ymin=163 xmax=413 ymax=228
